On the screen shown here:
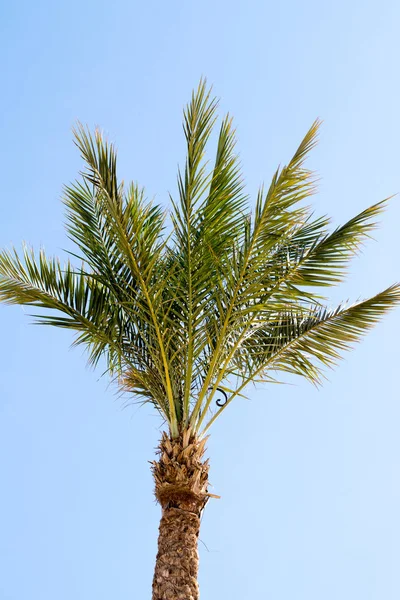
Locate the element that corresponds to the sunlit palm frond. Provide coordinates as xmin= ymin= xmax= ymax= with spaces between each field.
xmin=189 ymin=120 xmax=321 ymax=426
xmin=239 ymin=285 xmax=400 ymax=381
xmin=200 ymin=285 xmax=400 ymax=433
xmin=199 ymin=113 xmax=248 ymax=255
xmin=279 ymin=199 xmax=388 ymax=289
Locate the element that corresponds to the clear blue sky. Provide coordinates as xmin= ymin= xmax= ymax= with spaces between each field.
xmin=1 ymin=1 xmax=399 ymax=598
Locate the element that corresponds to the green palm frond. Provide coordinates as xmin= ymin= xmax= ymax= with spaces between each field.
xmin=71 ymin=124 xmax=180 ymax=432
xmin=189 ymin=121 xmax=321 ymax=426
xmin=169 ymin=80 xmax=249 ymax=421
xmin=0 ymin=245 xmax=124 ymax=369
xmin=199 ymin=113 xmax=248 ymax=253
xmin=1 ymin=81 xmax=398 ymax=438
xmin=201 ymin=285 xmax=400 ymax=433
xmin=237 ymin=285 xmax=400 ymax=382
xmin=280 ymin=199 xmax=389 ymax=289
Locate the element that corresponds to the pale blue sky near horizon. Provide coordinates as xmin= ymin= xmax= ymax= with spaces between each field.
xmin=1 ymin=1 xmax=400 ymax=599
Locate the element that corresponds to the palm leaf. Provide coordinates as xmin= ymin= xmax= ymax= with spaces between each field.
xmin=201 ymin=285 xmax=400 ymax=433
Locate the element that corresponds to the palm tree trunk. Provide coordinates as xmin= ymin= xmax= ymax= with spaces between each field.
xmin=151 ymin=430 xmax=210 ymax=600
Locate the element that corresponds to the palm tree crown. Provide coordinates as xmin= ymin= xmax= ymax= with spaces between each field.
xmin=1 ymin=80 xmax=399 ymax=438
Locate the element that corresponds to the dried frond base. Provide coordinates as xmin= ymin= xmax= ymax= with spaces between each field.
xmin=152 ymin=429 xmax=210 ymax=513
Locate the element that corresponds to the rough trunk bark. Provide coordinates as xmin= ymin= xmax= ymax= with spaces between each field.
xmin=151 ymin=430 xmax=210 ymax=600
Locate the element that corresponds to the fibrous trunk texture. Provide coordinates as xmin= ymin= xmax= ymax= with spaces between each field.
xmin=151 ymin=430 xmax=210 ymax=600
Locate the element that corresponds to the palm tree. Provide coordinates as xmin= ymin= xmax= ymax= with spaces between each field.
xmin=0 ymin=80 xmax=399 ymax=599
